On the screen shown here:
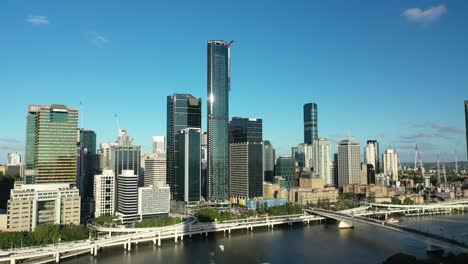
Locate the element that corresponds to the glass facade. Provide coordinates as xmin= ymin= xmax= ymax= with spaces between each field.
xmin=230 ymin=142 xmax=263 ymax=199
xmin=275 ymin=157 xmax=295 ymax=189
xmin=263 ymin=140 xmax=276 ymax=182
xmin=304 ymin=103 xmax=318 ymax=144
xmin=207 ymin=40 xmax=230 ymax=201
xmin=79 ymin=129 xmax=97 ymax=155
xmin=111 ymin=130 xmax=141 ymax=178
xmin=229 ymin=117 xmax=263 ymax=144
xmin=25 ymin=105 xmax=78 ymax=184
xmin=166 ymin=94 xmax=202 ymax=196
xmin=175 ymin=128 xmax=201 ymax=203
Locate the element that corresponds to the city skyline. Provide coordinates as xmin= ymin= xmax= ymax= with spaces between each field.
xmin=1 ymin=1 xmax=468 ymax=163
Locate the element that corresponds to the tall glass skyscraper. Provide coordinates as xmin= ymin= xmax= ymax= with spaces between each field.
xmin=25 ymin=104 xmax=78 ymax=184
xmin=275 ymin=157 xmax=295 ymax=189
xmin=207 ymin=40 xmax=232 ymax=201
xmin=175 ymin=128 xmax=201 ymax=203
xmin=166 ymin=94 xmax=202 ymax=196
xmin=304 ymin=103 xmax=318 ymax=144
xmin=263 ymin=140 xmax=276 ymax=182
xmin=229 ymin=117 xmax=262 ymax=144
xmin=111 ymin=130 xmax=141 ymax=178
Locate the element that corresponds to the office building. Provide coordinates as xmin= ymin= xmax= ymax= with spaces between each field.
xmin=116 ymin=170 xmax=139 ymax=224
xmin=465 ymin=100 xmax=468 ymax=161
xmin=99 ymin=143 xmax=115 ymax=170
xmin=365 ymin=140 xmax=380 ymax=174
xmin=275 ymin=157 xmax=296 ymax=189
xmin=138 ymin=185 xmax=170 ymax=220
xmin=111 ymin=130 xmax=141 ymax=179
xmin=175 ymin=128 xmax=201 ymax=203
xmin=383 ymin=149 xmax=399 ymax=181
xmin=367 ymin=164 xmax=376 ymax=184
xmin=230 ymin=142 xmax=264 ymax=201
xmin=333 ymin=153 xmax=338 ymax=187
xmin=143 ymin=154 xmax=166 ymax=187
xmin=7 ymin=183 xmax=80 ymax=232
xmin=338 ymin=139 xmax=361 ymax=187
xmin=94 ymin=170 xmax=115 ymax=218
xmin=201 ymin=132 xmax=208 ymax=198
xmin=207 ymin=40 xmax=232 ymax=201
xmin=7 ymin=152 xmax=21 ymax=165
xmin=229 ymin=117 xmax=262 ymax=143
xmin=304 ymin=103 xmax=318 ymax=144
xmin=25 ymin=104 xmax=78 ymax=184
xmin=153 ymin=136 xmax=166 ymax=155
xmin=263 ymin=141 xmax=276 ymax=182
xmin=292 ymin=144 xmax=314 ymax=168
xmin=313 ymin=138 xmax=332 ymax=185
xmin=360 ymin=163 xmax=368 ymax=185
xmin=167 ymin=94 xmax=202 ymax=196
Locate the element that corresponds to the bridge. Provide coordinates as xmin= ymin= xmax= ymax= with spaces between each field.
xmin=0 ymin=214 xmax=324 ymax=264
xmin=305 ymin=207 xmax=468 ymax=252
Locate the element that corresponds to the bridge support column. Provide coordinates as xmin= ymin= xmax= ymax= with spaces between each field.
xmin=338 ymin=221 xmax=354 ymax=229
xmin=228 ymin=229 xmax=231 ymax=234
xmin=55 ymin=253 xmax=60 ymax=263
xmin=108 ymin=231 xmax=112 ymax=237
xmin=158 ymin=231 xmax=161 ymax=247
xmin=10 ymin=258 xmax=15 ymax=264
xmin=205 ymin=232 xmax=208 ymax=237
xmin=181 ymin=235 xmax=184 ymax=241
xmin=127 ymin=238 xmax=132 ymax=251
xmin=175 ymin=229 xmax=178 ymax=243
xmin=94 ymin=246 xmax=98 ymax=256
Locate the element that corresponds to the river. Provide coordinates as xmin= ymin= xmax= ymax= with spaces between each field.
xmin=65 ymin=213 xmax=468 ymax=264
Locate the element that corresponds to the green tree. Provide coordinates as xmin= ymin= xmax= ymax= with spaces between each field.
xmin=391 ymin=197 xmax=401 ymax=205
xmin=403 ymin=197 xmax=415 ymax=205
xmin=366 ymin=192 xmax=376 ymax=203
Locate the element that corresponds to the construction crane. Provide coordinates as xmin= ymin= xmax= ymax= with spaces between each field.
xmin=454 ymin=150 xmax=459 ymax=175
xmin=227 ymin=40 xmax=234 ymax=91
xmin=414 ymin=144 xmax=430 ymax=188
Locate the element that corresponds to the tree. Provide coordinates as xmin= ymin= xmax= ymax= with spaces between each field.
xmin=391 ymin=197 xmax=401 ymax=205
xmin=366 ymin=192 xmax=376 ymax=203
xmin=403 ymin=197 xmax=415 ymax=205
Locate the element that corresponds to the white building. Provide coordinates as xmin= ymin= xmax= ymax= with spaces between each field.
xmin=312 ymin=138 xmax=332 ymax=186
xmin=99 ymin=143 xmax=116 ymax=170
xmin=117 ymin=170 xmax=138 ymax=224
xmin=292 ymin=143 xmax=314 ymax=168
xmin=7 ymin=183 xmax=80 ymax=232
xmin=365 ymin=140 xmax=379 ymax=173
xmin=94 ymin=170 xmax=115 ymax=218
xmin=7 ymin=152 xmax=21 ymax=165
xmin=383 ymin=149 xmax=399 ymax=181
xmin=338 ymin=139 xmax=361 ymax=187
xmin=138 ymin=185 xmax=170 ymax=220
xmin=143 ymin=154 xmax=167 ymax=187
xmin=152 ymin=136 xmax=166 ymax=155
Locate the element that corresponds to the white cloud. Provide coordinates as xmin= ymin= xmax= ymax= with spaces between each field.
xmin=403 ymin=5 xmax=447 ymax=24
xmin=87 ymin=31 xmax=110 ymax=47
xmin=25 ymin=15 xmax=49 ymax=25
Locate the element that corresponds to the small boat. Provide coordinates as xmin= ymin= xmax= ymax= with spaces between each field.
xmin=219 ymin=245 xmax=224 ymax=251
xmin=386 ymin=217 xmax=399 ymax=224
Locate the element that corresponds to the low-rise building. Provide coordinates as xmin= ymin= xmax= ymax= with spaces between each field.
xmin=263 ymin=182 xmax=281 ymax=199
xmin=7 ymin=183 xmax=80 ymax=232
xmin=343 ymin=184 xmax=391 ymax=198
xmin=138 ymin=185 xmax=170 ymax=220
xmin=289 ymin=187 xmax=338 ymax=206
xmin=299 ymin=177 xmax=325 ymax=189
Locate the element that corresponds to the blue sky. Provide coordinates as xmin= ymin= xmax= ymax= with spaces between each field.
xmin=1 ymin=0 xmax=467 ymax=163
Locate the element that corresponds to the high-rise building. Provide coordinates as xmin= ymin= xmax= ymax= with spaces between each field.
xmin=7 ymin=152 xmax=21 ymax=165
xmin=275 ymin=157 xmax=296 ymax=189
xmin=333 ymin=153 xmax=338 ymax=187
xmin=143 ymin=154 xmax=166 ymax=187
xmin=138 ymin=185 xmax=170 ymax=220
xmin=167 ymin=94 xmax=202 ymax=196
xmin=230 ymin=142 xmax=264 ymax=201
xmin=7 ymin=183 xmax=80 ymax=232
xmin=207 ymin=40 xmax=232 ymax=201
xmin=263 ymin=141 xmax=276 ymax=182
xmin=111 ymin=130 xmax=141 ymax=178
xmin=175 ymin=128 xmax=201 ymax=203
xmin=465 ymin=100 xmax=468 ymax=162
xmin=229 ymin=117 xmax=262 ymax=143
xmin=25 ymin=104 xmax=78 ymax=184
xmin=77 ymin=129 xmax=98 ymax=223
xmin=201 ymin=132 xmax=208 ymax=199
xmin=99 ymin=143 xmax=115 ymax=170
xmin=304 ymin=103 xmax=318 ymax=144
xmin=312 ymin=138 xmax=332 ymax=185
xmin=152 ymin=136 xmax=166 ymax=155
xmin=367 ymin=164 xmax=376 ymax=184
xmin=365 ymin=140 xmax=380 ymax=174
xmin=116 ymin=170 xmax=138 ymax=224
xmin=383 ymin=149 xmax=399 ymax=182
xmin=338 ymin=139 xmax=361 ymax=187
xmin=292 ymin=144 xmax=314 ymax=168
xmin=94 ymin=170 xmax=115 ymax=218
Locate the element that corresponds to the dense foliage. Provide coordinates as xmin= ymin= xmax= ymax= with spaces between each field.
xmin=335 ymin=193 xmax=359 ymax=210
xmin=266 ymin=203 xmax=302 ymax=216
xmin=195 ymin=208 xmax=233 ymax=222
xmin=0 ymin=224 xmax=89 ymax=249
xmin=94 ymin=215 xmax=122 ymax=226
xmin=135 ymin=216 xmax=182 ymax=228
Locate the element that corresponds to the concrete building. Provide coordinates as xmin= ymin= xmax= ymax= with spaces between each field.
xmin=138 ymin=185 xmax=170 ymax=220
xmin=143 ymin=154 xmax=167 ymax=187
xmin=338 ymin=139 xmax=361 ymax=188
xmin=230 ymin=142 xmax=264 ymax=201
xmin=292 ymin=144 xmax=314 ymax=168
xmin=152 ymin=136 xmax=166 ymax=155
xmin=343 ymin=184 xmax=390 ymax=198
xmin=25 ymin=104 xmax=78 ymax=184
xmin=299 ymin=176 xmax=325 ymax=189
xmin=383 ymin=149 xmax=399 ymax=181
xmin=99 ymin=143 xmax=115 ymax=170
xmin=116 ymin=170 xmax=138 ymax=224
xmin=313 ymin=138 xmax=332 ymax=185
xmin=7 ymin=183 xmax=80 ymax=232
xmin=289 ymin=187 xmax=338 ymax=206
xmin=7 ymin=152 xmax=21 ymax=165
xmin=93 ymin=170 xmax=115 ymax=218
xmin=263 ymin=182 xmax=281 ymax=199
xmin=365 ymin=140 xmax=380 ymax=174
xmin=360 ymin=163 xmax=368 ymax=185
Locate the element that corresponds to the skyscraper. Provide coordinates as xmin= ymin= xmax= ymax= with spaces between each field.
xmin=304 ymin=103 xmax=318 ymax=144
xmin=365 ymin=140 xmax=380 ymax=174
xmin=263 ymin=141 xmax=276 ymax=182
xmin=275 ymin=157 xmax=296 ymax=189
xmin=110 ymin=130 xmax=141 ymax=178
xmin=292 ymin=143 xmax=314 ymax=168
xmin=94 ymin=169 xmax=115 ymax=218
xmin=7 ymin=153 xmax=21 ymax=165
xmin=116 ymin=170 xmax=138 ymax=224
xmin=166 ymin=94 xmax=202 ymax=196
xmin=313 ymin=138 xmax=332 ymax=185
xmin=77 ymin=128 xmax=98 ymax=223
xmin=383 ymin=149 xmax=399 ymax=182
xmin=143 ymin=154 xmax=166 ymax=187
xmin=152 ymin=136 xmax=166 ymax=155
xmin=229 ymin=117 xmax=262 ymax=143
xmin=465 ymin=100 xmax=468 ymax=162
xmin=337 ymin=139 xmax=361 ymax=187
xmin=175 ymin=128 xmax=201 ymax=203
xmin=25 ymin=104 xmax=78 ymax=184
xmin=207 ymin=40 xmax=232 ymax=201
xmin=230 ymin=142 xmax=264 ymax=200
